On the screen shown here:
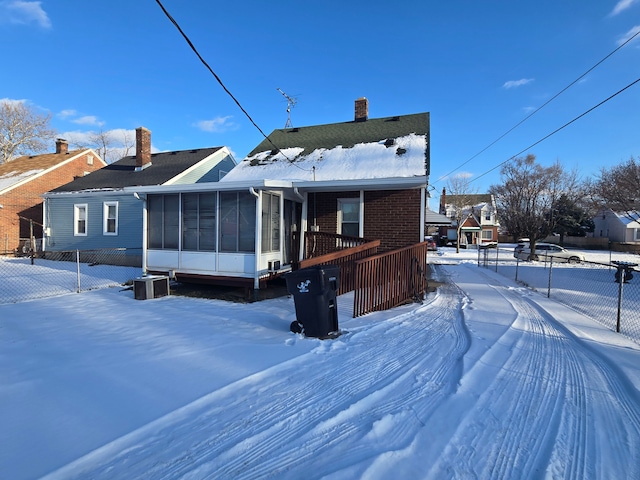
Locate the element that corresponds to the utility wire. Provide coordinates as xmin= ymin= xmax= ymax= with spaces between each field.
xmin=470 ymin=75 xmax=640 ymax=185
xmin=153 ymin=0 xmax=309 ymax=171
xmin=436 ymin=29 xmax=640 ymax=184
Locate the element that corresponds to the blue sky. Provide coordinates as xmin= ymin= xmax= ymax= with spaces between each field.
xmin=1 ymin=0 xmax=639 ymax=207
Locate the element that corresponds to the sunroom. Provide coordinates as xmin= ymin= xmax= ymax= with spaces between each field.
xmin=126 ymin=180 xmax=302 ymax=289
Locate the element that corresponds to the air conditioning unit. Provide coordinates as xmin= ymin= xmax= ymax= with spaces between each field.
xmin=134 ymin=276 xmax=170 ymax=300
xmin=268 ymin=260 xmax=281 ymax=272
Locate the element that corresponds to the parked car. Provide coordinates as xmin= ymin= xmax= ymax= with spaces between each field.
xmin=514 ymin=242 xmax=585 ymax=263
xmin=514 ymin=242 xmax=526 ymax=257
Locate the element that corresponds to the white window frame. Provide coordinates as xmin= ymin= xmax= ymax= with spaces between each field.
xmin=103 ymin=201 xmax=118 ymax=235
xmin=634 ymin=228 xmax=640 ymax=241
xmin=337 ymin=198 xmax=361 ymax=237
xmin=481 ymin=229 xmax=493 ymax=240
xmin=74 ymin=204 xmax=88 ymax=236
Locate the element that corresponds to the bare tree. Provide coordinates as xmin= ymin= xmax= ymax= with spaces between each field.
xmin=67 ymin=128 xmax=135 ymax=163
xmin=0 ymin=101 xmax=57 ymax=164
xmin=490 ymin=154 xmax=576 ymax=257
xmin=444 ymin=174 xmax=479 ymax=253
xmin=590 ymin=156 xmax=640 ymax=220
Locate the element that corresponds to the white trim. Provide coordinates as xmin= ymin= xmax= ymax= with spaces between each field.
xmin=74 ymin=204 xmax=88 ymax=236
xmin=103 ymin=201 xmax=118 ymax=235
xmin=164 ymin=147 xmax=233 ymax=185
xmin=337 ymin=198 xmax=360 ymax=236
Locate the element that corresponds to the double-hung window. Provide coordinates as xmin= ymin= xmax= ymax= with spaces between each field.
xmin=74 ymin=204 xmax=88 ymax=236
xmin=103 ymin=202 xmax=118 ymax=235
xmin=337 ymin=198 xmax=360 ymax=237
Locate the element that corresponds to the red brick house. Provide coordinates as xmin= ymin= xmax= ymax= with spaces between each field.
xmin=0 ymin=139 xmax=106 ymax=253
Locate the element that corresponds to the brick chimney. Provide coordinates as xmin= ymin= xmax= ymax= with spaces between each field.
xmin=135 ymin=127 xmax=151 ymax=168
xmin=355 ymin=97 xmax=368 ymax=122
xmin=439 ymin=187 xmax=447 ymax=215
xmin=55 ymin=138 xmax=69 ymax=154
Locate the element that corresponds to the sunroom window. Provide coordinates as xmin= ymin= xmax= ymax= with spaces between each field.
xmin=220 ymin=192 xmax=256 ymax=252
xmin=261 ymin=192 xmax=280 ymax=253
xmin=182 ymin=193 xmax=216 ymax=251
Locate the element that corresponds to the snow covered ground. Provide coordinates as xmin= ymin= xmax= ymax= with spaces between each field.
xmin=1 ymin=248 xmax=639 ymax=479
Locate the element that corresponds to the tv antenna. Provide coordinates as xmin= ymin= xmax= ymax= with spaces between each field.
xmin=277 ymin=88 xmax=297 ymax=128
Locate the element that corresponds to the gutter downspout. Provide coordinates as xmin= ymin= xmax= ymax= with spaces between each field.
xmin=299 ymin=191 xmax=308 ymax=262
xmin=359 ymin=190 xmax=365 ymax=238
xmin=41 ymin=197 xmax=48 ymax=252
xmin=420 ymin=186 xmax=426 ymax=242
xmin=250 ymin=187 xmax=261 ymax=290
xmin=294 ymin=188 xmax=307 ymax=263
xmin=134 ymin=192 xmax=147 ymax=275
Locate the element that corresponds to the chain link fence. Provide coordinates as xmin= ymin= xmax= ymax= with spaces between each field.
xmin=477 ymin=246 xmax=640 ymax=344
xmin=0 ymin=248 xmax=142 ymax=304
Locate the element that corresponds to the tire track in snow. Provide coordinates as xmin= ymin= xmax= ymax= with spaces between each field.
xmin=426 ymin=267 xmax=640 ymax=479
xmin=48 ymin=279 xmax=471 ymax=479
xmin=184 ymin=283 xmax=470 ymax=479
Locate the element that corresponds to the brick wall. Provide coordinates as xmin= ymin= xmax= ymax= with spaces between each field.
xmin=306 ymin=189 xmax=422 ymax=252
xmin=364 ymin=190 xmax=421 ymax=251
xmin=0 ymin=152 xmax=103 ymax=253
xmin=307 ymin=191 xmax=359 ymax=232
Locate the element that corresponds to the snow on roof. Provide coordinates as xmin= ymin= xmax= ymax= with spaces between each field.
xmin=221 ymin=133 xmax=427 ymax=183
xmin=0 ymin=169 xmax=44 ymax=192
xmin=615 ymin=211 xmax=640 ymax=227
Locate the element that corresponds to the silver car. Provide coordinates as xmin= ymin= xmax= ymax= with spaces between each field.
xmin=514 ymin=242 xmax=585 ymax=263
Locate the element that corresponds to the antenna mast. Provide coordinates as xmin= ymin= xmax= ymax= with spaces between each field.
xmin=277 ymin=88 xmax=297 ymax=128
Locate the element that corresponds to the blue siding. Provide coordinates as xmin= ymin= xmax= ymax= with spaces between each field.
xmin=173 ymin=153 xmax=237 ymax=185
xmin=45 ymin=193 xmax=143 ymax=251
xmin=197 ymin=156 xmax=236 ymax=183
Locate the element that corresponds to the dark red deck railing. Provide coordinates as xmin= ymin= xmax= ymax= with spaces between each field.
xmin=353 ymin=241 xmax=429 ymax=317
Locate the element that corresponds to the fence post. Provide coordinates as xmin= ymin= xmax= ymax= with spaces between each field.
xmin=613 ymin=261 xmax=637 ymax=333
xmin=515 ymin=257 xmax=519 ymax=282
xmin=495 ymin=247 xmax=499 ymax=272
xmin=616 ymin=269 xmax=625 ymax=333
xmin=547 ymin=257 xmax=553 ymax=298
xmin=76 ymin=249 xmax=81 ymax=293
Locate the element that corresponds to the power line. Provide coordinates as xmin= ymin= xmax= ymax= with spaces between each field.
xmin=470 ymin=75 xmax=640 ymax=185
xmin=436 ymin=29 xmax=640 ymax=184
xmin=153 ymin=0 xmax=310 ymax=171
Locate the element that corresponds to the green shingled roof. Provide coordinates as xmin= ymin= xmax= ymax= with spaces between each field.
xmin=248 ymin=112 xmax=430 ymax=158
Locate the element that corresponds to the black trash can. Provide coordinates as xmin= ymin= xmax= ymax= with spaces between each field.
xmin=285 ymin=265 xmax=340 ymax=338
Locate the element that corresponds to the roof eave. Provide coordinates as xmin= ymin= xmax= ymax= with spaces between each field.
xmin=293 ymin=176 xmax=428 ymax=192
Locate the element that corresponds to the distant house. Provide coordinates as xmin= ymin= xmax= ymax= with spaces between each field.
xmin=0 ymin=140 xmax=105 ymax=254
xmin=42 ymin=127 xmax=236 ymax=265
xmin=130 ymin=98 xmax=430 ymax=289
xmin=592 ymin=208 xmax=640 ymax=244
xmin=439 ymin=189 xmax=499 ymax=246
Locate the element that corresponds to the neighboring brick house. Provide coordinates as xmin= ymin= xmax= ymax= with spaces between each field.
xmin=438 ymin=188 xmax=500 ymax=246
xmin=0 ymin=140 xmax=105 ymax=254
xmin=129 ymin=98 xmax=430 ymax=289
